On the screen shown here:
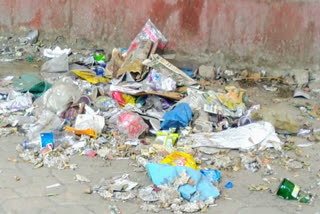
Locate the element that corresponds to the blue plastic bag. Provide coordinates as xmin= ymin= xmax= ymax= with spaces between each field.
xmin=146 ymin=163 xmax=220 ymax=202
xmin=161 ymin=103 xmax=192 ymax=130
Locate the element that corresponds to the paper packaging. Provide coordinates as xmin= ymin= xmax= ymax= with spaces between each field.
xmin=155 ymin=132 xmax=179 ymax=150
xmin=143 ymin=54 xmax=197 ymax=86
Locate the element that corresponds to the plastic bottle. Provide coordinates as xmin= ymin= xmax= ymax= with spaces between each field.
xmin=24 ymin=30 xmax=39 ymax=44
xmin=40 ymin=131 xmax=75 ymax=149
xmin=22 ymin=140 xmax=41 ymax=150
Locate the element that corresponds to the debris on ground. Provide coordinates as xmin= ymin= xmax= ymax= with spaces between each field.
xmin=0 ymin=18 xmax=318 ymax=213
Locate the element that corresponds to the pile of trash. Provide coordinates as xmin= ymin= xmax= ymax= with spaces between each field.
xmin=0 ymin=19 xmax=318 ymax=213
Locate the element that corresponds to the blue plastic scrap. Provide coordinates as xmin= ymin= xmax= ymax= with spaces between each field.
xmin=225 ymin=182 xmax=233 ymax=189
xmin=160 ymin=103 xmax=192 ymax=130
xmin=146 ymin=163 xmax=220 ymax=202
xmin=181 ymin=69 xmax=194 ymax=78
xmin=200 ymin=169 xmax=221 ymax=183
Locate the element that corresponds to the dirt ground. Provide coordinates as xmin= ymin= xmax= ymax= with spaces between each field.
xmin=1 ymin=61 xmax=320 ymax=214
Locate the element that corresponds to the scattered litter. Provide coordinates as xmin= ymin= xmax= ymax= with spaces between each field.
xmin=74 ymin=174 xmax=90 ymax=183
xmin=139 ymin=186 xmax=159 ymax=202
xmin=46 ymin=183 xmax=61 ymax=189
xmin=0 ymin=20 xmax=317 ymax=214
xmin=47 ymin=193 xmax=59 ymax=197
xmin=293 ymin=88 xmax=311 ymax=99
xmin=109 ymin=205 xmax=122 ymax=214
xmin=248 ymin=184 xmax=268 ymax=191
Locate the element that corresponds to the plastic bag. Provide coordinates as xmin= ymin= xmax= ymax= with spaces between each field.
xmin=27 ymin=109 xmax=62 ymax=140
xmin=117 ymin=112 xmax=148 ymax=139
xmin=94 ymin=96 xmax=118 ymax=111
xmin=161 ymin=103 xmax=192 ymax=130
xmin=112 ymin=91 xmax=135 ymax=106
xmin=74 ymin=114 xmax=105 ymax=134
xmin=41 ymin=53 xmax=69 ymax=73
xmin=128 ymin=19 xmax=168 ymax=53
xmin=146 ymin=95 xmax=172 ymax=111
xmin=146 ymin=69 xmax=176 ymax=92
xmin=161 ymin=152 xmax=199 ymax=170
xmin=42 ymin=78 xmax=81 ymax=115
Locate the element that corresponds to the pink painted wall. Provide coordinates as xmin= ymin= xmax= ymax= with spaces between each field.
xmin=1 ymin=0 xmax=320 ymax=64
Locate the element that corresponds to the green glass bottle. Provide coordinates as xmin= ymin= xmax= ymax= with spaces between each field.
xmin=276 ymin=178 xmax=311 ymax=203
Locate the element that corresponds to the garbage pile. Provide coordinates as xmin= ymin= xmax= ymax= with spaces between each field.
xmin=1 ymin=19 xmax=319 ymax=213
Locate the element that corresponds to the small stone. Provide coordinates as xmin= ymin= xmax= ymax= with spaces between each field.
xmin=84 ymin=188 xmax=93 ymax=194
xmin=199 ymin=65 xmax=215 ymax=80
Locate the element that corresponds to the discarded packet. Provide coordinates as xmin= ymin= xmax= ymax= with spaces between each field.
xmin=155 ymin=132 xmax=178 ymax=151
xmin=128 ymin=19 xmax=168 ymax=53
xmin=161 ymin=152 xmax=199 ymax=170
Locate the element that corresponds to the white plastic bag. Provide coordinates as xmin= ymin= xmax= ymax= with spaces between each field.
xmin=42 ymin=77 xmax=81 ymax=115
xmin=74 ymin=114 xmax=105 ymax=134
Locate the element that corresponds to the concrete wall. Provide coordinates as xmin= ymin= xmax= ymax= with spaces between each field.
xmin=1 ymin=0 xmax=320 ymax=65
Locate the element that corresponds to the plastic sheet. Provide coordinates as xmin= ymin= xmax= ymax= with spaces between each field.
xmin=187 ymin=121 xmax=281 ymax=150
xmin=13 ymin=74 xmax=51 ymax=98
xmin=43 ymin=46 xmax=71 ymax=58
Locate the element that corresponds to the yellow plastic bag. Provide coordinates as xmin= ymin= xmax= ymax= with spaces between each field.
xmin=72 ymin=70 xmax=109 ymax=84
xmin=160 ymin=152 xmax=199 ymax=170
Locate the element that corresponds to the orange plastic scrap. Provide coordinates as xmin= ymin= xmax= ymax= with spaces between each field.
xmin=65 ymin=126 xmax=97 ymax=139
